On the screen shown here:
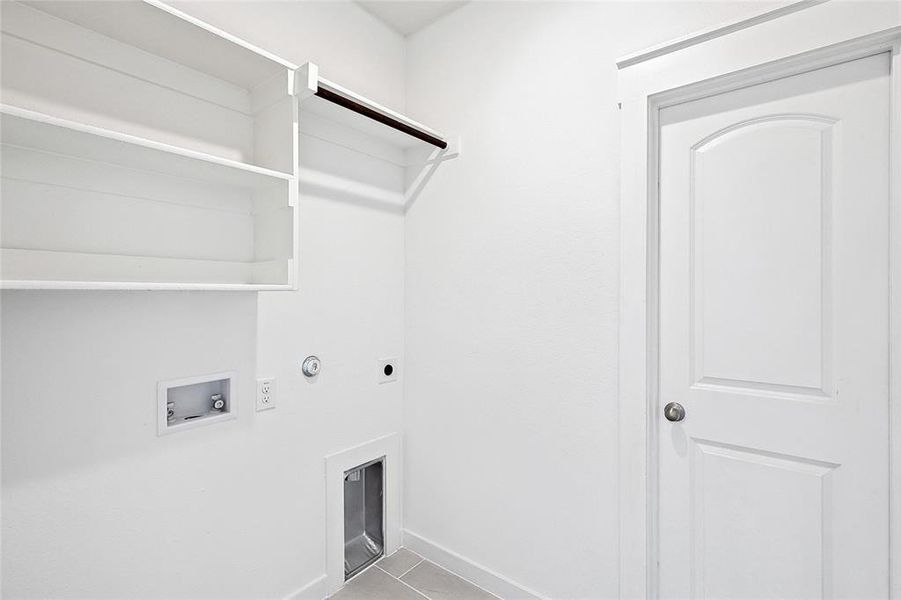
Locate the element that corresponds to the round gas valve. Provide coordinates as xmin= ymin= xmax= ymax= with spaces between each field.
xmin=302 ymin=355 xmax=321 ymax=378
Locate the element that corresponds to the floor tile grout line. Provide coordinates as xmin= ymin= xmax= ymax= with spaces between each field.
xmin=395 ymin=575 xmax=435 ymax=600
xmin=337 ymin=549 xmax=498 ymax=600
xmin=373 ymin=564 xmax=395 ymax=579
xmin=404 ymin=555 xmax=502 ymax=600
xmin=344 ymin=558 xmax=384 ymax=587
xmin=443 ymin=567 xmax=503 ymax=600
xmin=375 ymin=564 xmax=434 ymax=600
xmin=395 ymin=558 xmax=425 ymax=580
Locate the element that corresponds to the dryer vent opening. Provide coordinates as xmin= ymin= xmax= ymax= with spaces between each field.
xmin=344 ymin=458 xmax=384 ymax=579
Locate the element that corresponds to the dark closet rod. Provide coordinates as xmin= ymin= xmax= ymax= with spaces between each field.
xmin=315 ymin=86 xmax=448 ymax=150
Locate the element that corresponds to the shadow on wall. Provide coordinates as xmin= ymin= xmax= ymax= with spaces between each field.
xmin=298 ymin=168 xmax=405 ymax=215
xmin=298 ymin=116 xmax=456 ymax=215
xmin=299 ymin=120 xmax=406 ymax=215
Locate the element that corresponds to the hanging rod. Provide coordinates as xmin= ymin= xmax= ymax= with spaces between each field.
xmin=313 ymin=85 xmax=448 ymax=150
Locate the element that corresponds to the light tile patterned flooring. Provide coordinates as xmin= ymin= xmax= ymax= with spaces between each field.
xmin=331 ymin=548 xmax=499 ymax=600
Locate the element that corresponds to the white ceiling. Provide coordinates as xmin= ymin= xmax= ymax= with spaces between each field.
xmin=355 ymin=1 xmax=467 ymax=36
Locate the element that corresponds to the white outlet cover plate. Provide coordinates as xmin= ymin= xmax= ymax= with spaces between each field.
xmin=377 ymin=358 xmax=398 ymax=384
xmin=256 ymin=378 xmax=276 ymax=411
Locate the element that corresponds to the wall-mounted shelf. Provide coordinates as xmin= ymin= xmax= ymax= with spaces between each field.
xmin=2 ymin=106 xmax=294 ymax=187
xmin=1 ymin=1 xmax=299 ymax=290
xmin=17 ymin=0 xmax=296 ymax=91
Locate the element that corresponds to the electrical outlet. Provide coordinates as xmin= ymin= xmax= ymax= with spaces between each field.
xmin=256 ymin=378 xmax=276 ymax=411
xmin=377 ymin=358 xmax=398 ymax=384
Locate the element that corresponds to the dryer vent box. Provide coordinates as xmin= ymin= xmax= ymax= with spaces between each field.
xmin=344 ymin=458 xmax=384 ymax=580
xmin=158 ymin=371 xmax=236 ymax=436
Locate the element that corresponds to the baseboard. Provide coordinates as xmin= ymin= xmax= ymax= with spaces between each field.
xmin=283 ymin=574 xmax=327 ymax=600
xmin=402 ymin=529 xmax=549 ymax=600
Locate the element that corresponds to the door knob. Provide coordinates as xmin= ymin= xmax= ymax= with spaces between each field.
xmin=664 ymin=402 xmax=685 ymax=422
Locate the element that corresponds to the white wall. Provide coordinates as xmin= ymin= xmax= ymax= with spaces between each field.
xmin=402 ymin=3 xmax=784 ymax=598
xmin=1 ymin=2 xmax=406 ymax=598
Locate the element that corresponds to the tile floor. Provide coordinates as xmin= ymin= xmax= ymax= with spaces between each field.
xmin=331 ymin=548 xmax=498 ymax=600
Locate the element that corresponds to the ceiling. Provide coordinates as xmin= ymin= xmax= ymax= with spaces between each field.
xmin=355 ymin=1 xmax=468 ymax=36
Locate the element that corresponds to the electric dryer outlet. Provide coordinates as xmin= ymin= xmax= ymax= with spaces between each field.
xmin=377 ymin=359 xmax=398 ymax=384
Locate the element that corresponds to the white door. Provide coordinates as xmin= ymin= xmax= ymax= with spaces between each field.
xmin=657 ymin=52 xmax=891 ymax=599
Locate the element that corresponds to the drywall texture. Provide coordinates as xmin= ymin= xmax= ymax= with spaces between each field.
xmin=1 ymin=292 xmax=259 ymax=597
xmin=402 ymin=3 xmax=785 ymax=598
xmin=0 ymin=2 xmax=406 ymax=598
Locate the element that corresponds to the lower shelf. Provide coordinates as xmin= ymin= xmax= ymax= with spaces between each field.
xmin=1 ymin=248 xmax=294 ymax=290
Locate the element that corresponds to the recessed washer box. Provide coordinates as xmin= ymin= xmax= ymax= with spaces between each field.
xmin=158 ymin=371 xmax=236 ymax=436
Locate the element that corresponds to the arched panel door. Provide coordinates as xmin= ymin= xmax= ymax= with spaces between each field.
xmin=658 ymin=53 xmax=890 ymax=599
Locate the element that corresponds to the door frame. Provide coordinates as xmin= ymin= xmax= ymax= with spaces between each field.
xmin=617 ymin=3 xmax=901 ymax=597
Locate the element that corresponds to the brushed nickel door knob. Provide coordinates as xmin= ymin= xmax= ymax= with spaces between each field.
xmin=664 ymin=402 xmax=685 ymax=422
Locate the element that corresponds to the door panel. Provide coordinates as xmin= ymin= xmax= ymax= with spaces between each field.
xmin=692 ymin=117 xmax=833 ymax=396
xmin=658 ymin=53 xmax=891 ymax=599
xmin=692 ymin=440 xmax=836 ymax=599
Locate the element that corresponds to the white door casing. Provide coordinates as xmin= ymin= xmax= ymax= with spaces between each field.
xmin=617 ymin=3 xmax=901 ymax=598
xmin=658 ymin=53 xmax=890 ymax=598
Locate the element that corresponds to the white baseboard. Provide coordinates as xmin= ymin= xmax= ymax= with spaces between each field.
xmin=283 ymin=574 xmax=327 ymax=600
xmin=402 ymin=529 xmax=548 ymax=600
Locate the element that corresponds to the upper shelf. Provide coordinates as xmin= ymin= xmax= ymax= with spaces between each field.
xmin=1 ymin=1 xmax=299 ymax=291
xmin=297 ymin=63 xmax=451 ymax=153
xmin=0 ymin=105 xmax=294 ymax=190
xmin=19 ymin=0 xmax=296 ymax=91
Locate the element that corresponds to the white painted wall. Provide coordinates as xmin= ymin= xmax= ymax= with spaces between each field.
xmin=1 ymin=2 xmax=405 ymax=598
xmin=402 ymin=3 xmax=786 ymax=598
